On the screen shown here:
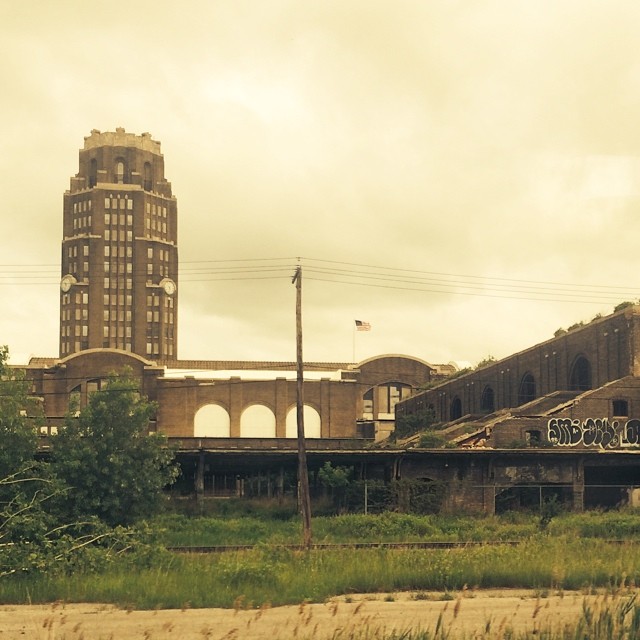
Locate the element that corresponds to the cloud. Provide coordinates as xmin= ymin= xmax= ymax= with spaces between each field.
xmin=2 ymin=0 xmax=640 ymax=365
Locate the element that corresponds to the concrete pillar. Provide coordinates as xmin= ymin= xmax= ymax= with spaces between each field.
xmin=274 ymin=378 xmax=288 ymax=437
xmin=229 ymin=377 xmax=242 ymax=437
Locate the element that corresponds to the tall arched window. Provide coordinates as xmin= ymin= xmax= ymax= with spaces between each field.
xmin=450 ymin=396 xmax=462 ymax=421
xmin=481 ymin=386 xmax=495 ymax=413
xmin=569 ymin=355 xmax=592 ymax=391
xmin=194 ymin=404 xmax=230 ymax=437
xmin=518 ymin=372 xmax=536 ymax=405
xmin=285 ymin=405 xmax=321 ymax=438
xmin=115 ymin=160 xmax=125 ymax=184
xmin=240 ymin=404 xmax=276 ymax=438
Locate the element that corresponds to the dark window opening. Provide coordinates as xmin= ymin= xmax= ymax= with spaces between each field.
xmin=569 ymin=355 xmax=592 ymax=391
xmin=481 ymin=386 xmax=495 ymax=412
xmin=89 ymin=158 xmax=97 ymax=188
xmin=517 ymin=372 xmax=536 ymax=406
xmin=613 ymin=399 xmax=629 ymax=417
xmin=144 ymin=162 xmax=152 ymax=191
xmin=525 ymin=430 xmax=542 ymax=446
xmin=450 ymin=396 xmax=462 ymax=421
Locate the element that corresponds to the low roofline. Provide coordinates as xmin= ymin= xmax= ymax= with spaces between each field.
xmin=356 ymin=354 xmax=435 ymax=370
xmin=52 ymin=348 xmax=159 ymax=368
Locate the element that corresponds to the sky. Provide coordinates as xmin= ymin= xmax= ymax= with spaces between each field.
xmin=3 ymin=0 xmax=640 ymax=367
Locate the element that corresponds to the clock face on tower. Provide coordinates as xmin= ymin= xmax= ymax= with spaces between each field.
xmin=60 ymin=274 xmax=76 ymax=292
xmin=160 ymin=278 xmax=176 ymax=296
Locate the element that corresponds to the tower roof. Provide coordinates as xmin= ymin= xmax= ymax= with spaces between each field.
xmin=82 ymin=128 xmax=162 ymax=155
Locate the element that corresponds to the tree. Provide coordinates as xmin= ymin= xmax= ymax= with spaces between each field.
xmin=52 ymin=371 xmax=178 ymax=526
xmin=0 ymin=345 xmax=50 ymax=527
xmin=614 ymin=300 xmax=635 ymax=313
xmin=475 ymin=355 xmax=496 ymax=369
xmin=0 ymin=347 xmax=70 ymax=576
xmin=0 ymin=345 xmax=41 ymax=478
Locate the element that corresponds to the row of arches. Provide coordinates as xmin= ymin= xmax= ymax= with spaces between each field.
xmin=447 ymin=355 xmax=593 ymax=421
xmin=193 ymin=403 xmax=322 ymax=438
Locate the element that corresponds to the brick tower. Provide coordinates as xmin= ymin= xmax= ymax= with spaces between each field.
xmin=59 ymin=128 xmax=178 ymax=360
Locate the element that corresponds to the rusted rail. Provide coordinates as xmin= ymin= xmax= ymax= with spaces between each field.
xmin=169 ymin=540 xmax=519 ymax=553
xmin=167 ymin=539 xmax=632 ymax=553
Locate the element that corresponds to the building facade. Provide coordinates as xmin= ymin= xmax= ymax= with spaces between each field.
xmin=60 ymin=128 xmax=178 ymax=360
xmin=28 ymin=351 xmax=435 ymax=441
xmin=396 ymin=305 xmax=640 ymax=450
xmin=15 ymin=129 xmax=640 ymax=510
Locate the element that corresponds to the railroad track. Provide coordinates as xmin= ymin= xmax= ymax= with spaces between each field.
xmin=169 ymin=540 xmax=525 ymax=553
xmin=168 ymin=539 xmax=632 ymax=553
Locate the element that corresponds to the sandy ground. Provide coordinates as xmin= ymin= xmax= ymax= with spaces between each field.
xmin=0 ymin=590 xmax=632 ymax=639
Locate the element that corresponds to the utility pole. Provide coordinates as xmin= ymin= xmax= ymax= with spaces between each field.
xmin=292 ymin=265 xmax=312 ymax=549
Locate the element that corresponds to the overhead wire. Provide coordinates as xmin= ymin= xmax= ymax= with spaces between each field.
xmin=0 ymin=255 xmax=639 ymax=306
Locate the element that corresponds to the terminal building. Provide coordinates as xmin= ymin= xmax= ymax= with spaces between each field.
xmin=60 ymin=128 xmax=178 ymax=360
xmin=14 ymin=129 xmax=640 ymax=512
xmin=28 ymin=129 xmax=446 ymax=443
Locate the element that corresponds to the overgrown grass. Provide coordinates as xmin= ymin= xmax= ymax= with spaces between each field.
xmin=3 ymin=536 xmax=640 ymax=609
xmin=153 ymin=508 xmax=640 ymax=547
xmin=3 ymin=509 xmax=640 ymax=610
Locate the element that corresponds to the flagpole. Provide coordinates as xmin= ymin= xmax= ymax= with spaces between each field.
xmin=353 ymin=323 xmax=356 ymax=363
xmin=353 ymin=321 xmax=371 ymax=363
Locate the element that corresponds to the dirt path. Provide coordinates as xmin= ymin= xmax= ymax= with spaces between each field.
xmin=0 ymin=590 xmax=630 ymax=639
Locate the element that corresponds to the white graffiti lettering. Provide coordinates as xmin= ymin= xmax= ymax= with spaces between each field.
xmin=546 ymin=417 xmax=640 ymax=449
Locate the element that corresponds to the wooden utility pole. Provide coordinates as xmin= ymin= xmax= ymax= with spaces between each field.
xmin=292 ymin=265 xmax=312 ymax=548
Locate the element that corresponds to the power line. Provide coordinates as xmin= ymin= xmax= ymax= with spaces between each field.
xmin=0 ymin=255 xmax=639 ymax=306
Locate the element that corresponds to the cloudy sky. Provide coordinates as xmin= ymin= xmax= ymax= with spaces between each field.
xmin=3 ymin=0 xmax=640 ymax=367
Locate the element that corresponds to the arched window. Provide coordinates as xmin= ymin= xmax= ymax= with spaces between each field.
xmin=194 ymin=404 xmax=230 ymax=437
xmin=518 ymin=372 xmax=536 ymax=405
xmin=285 ymin=405 xmax=321 ymax=438
xmin=450 ymin=396 xmax=462 ymax=421
xmin=361 ymin=382 xmax=412 ymax=419
xmin=480 ymin=386 xmax=495 ymax=413
xmin=240 ymin=404 xmax=276 ymax=438
xmin=569 ymin=355 xmax=592 ymax=391
xmin=115 ymin=160 xmax=125 ymax=184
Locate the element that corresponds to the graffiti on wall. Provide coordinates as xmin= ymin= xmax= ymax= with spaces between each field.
xmin=547 ymin=417 xmax=640 ymax=449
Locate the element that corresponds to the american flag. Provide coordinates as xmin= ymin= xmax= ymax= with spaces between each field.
xmin=355 ymin=320 xmax=371 ymax=331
